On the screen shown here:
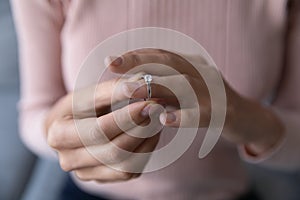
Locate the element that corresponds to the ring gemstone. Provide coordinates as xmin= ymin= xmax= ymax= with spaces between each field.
xmin=143 ymin=74 xmax=152 ymax=83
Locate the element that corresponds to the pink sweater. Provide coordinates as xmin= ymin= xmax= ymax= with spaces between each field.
xmin=11 ymin=0 xmax=300 ymax=199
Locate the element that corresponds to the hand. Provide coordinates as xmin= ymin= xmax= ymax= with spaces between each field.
xmin=107 ymin=48 xmax=284 ymax=156
xmin=45 ymin=76 xmax=162 ymax=182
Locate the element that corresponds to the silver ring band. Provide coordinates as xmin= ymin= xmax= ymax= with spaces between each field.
xmin=142 ymin=74 xmax=152 ymax=100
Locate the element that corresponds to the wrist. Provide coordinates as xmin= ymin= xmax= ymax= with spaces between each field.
xmin=244 ymin=104 xmax=285 ymax=156
xmin=224 ymin=93 xmax=285 ymax=155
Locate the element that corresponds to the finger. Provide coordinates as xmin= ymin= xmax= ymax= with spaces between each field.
xmin=58 ymin=120 xmax=157 ymax=171
xmin=93 ymin=101 xmax=162 ymax=144
xmin=58 ymin=133 xmax=143 ymax=171
xmin=159 ymin=108 xmax=207 ymax=128
xmin=105 ymin=49 xmax=167 ymax=74
xmin=73 ymin=74 xmax=142 ymax=118
xmin=47 ymin=118 xmax=83 ymax=149
xmin=107 ymin=48 xmax=201 ymax=77
xmin=128 ymin=133 xmax=160 ymax=154
xmin=115 ymin=134 xmax=160 ymax=173
xmin=50 ymin=79 xmax=122 ymax=119
xmin=58 ymin=135 xmax=138 ymax=171
xmin=58 ymin=147 xmax=100 ymax=172
xmin=55 ymin=79 xmax=117 ymax=119
xmin=85 ymin=123 xmax=154 ymax=166
xmin=74 ymin=165 xmax=139 ymax=183
xmin=88 ymin=117 xmax=158 ymax=166
xmin=48 ymin=101 xmax=156 ymax=149
xmin=123 ymin=74 xmax=205 ymax=107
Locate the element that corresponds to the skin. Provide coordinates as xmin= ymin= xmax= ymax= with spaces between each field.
xmin=45 ymin=48 xmax=285 ymax=182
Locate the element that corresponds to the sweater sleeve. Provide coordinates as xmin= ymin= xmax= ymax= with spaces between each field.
xmin=11 ymin=0 xmax=66 ymax=158
xmin=239 ymin=0 xmax=300 ymax=171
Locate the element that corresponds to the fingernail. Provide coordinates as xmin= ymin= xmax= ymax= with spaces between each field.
xmin=160 ymin=112 xmax=176 ymax=124
xmin=141 ymin=104 xmax=152 ymax=117
xmin=123 ymin=82 xmax=140 ymax=97
xmin=104 ymin=56 xmax=123 ymax=67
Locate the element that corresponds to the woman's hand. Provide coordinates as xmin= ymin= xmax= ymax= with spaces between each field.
xmin=107 ymin=48 xmax=285 ymax=156
xmin=45 ymin=77 xmax=161 ymax=182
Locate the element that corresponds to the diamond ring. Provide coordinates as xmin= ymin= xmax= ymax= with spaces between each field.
xmin=142 ymin=74 xmax=152 ymax=100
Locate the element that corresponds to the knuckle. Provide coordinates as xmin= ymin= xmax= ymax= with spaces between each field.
xmin=75 ymin=170 xmax=90 ymax=181
xmin=132 ymin=53 xmax=141 ymax=66
xmin=104 ymin=145 xmax=130 ymax=164
xmin=107 ymin=148 xmax=123 ymax=163
xmin=47 ymin=120 xmax=64 ymax=149
xmin=90 ymin=121 xmax=105 ymax=144
xmin=99 ymin=116 xmax=113 ymax=135
xmin=160 ymin=52 xmax=171 ymax=63
xmin=59 ymin=160 xmax=70 ymax=172
xmin=59 ymin=156 xmax=73 ymax=172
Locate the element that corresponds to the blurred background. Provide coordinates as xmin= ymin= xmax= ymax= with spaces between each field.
xmin=0 ymin=0 xmax=66 ymax=199
xmin=0 ymin=0 xmax=299 ymax=199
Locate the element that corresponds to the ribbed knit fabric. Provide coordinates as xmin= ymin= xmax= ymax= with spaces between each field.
xmin=10 ymin=0 xmax=300 ymax=199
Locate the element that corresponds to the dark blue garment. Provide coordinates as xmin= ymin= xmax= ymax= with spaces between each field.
xmin=236 ymin=188 xmax=261 ymax=200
